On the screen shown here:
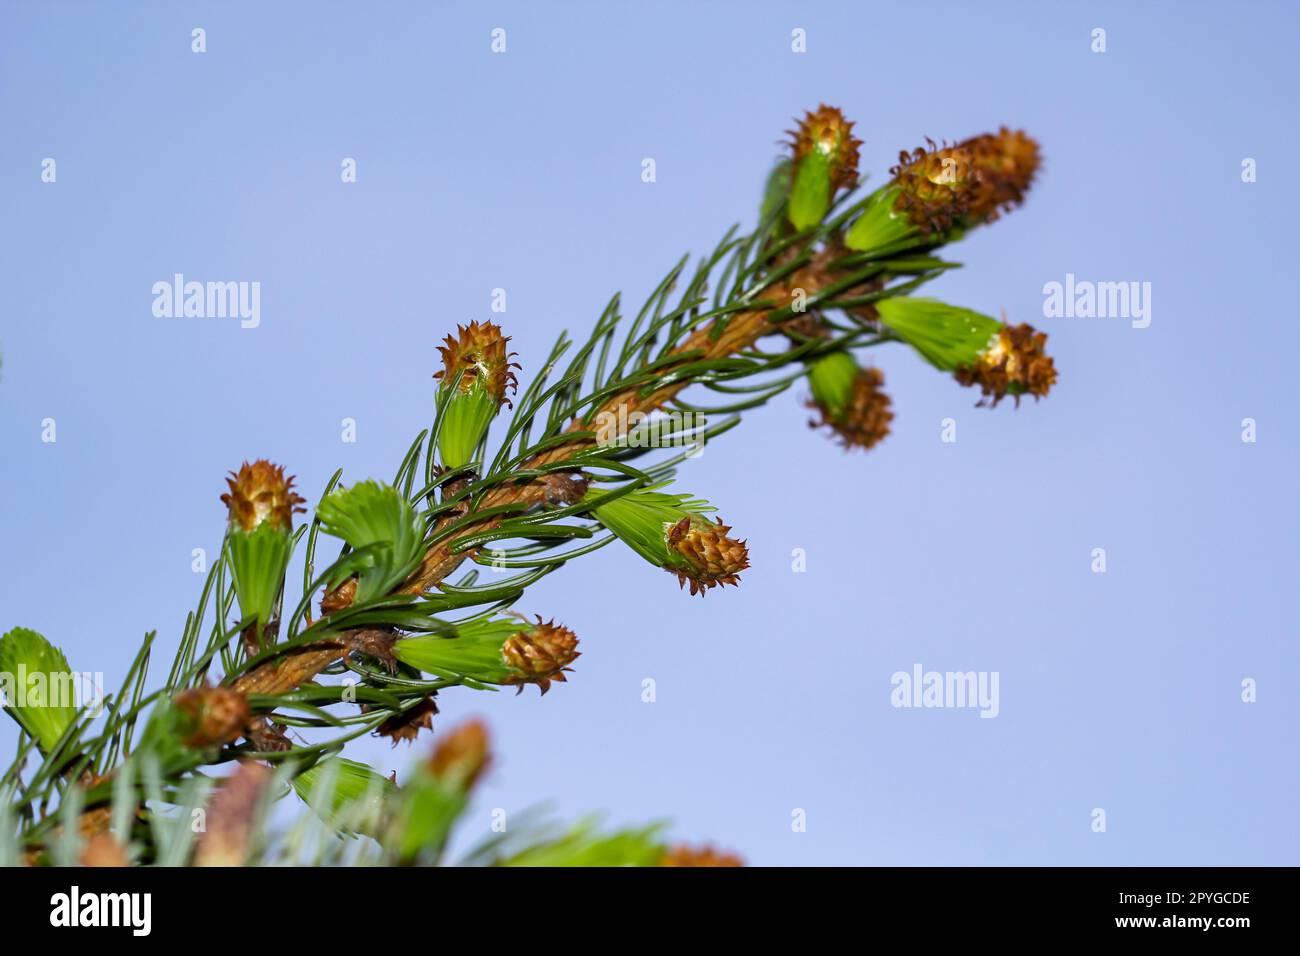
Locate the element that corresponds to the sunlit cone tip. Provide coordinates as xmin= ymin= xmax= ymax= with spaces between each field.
xmin=173 ymin=685 xmax=250 ymax=749
xmin=891 ymin=139 xmax=977 ymax=234
xmin=788 ymin=104 xmax=861 ymax=190
xmin=660 ymin=843 xmax=745 ymax=867
xmin=220 ymin=459 xmax=306 ymax=533
xmin=668 ymin=516 xmax=749 ymax=597
xmin=954 ymin=322 xmax=1057 ymax=408
xmin=960 ymin=126 xmax=1041 ymax=222
xmin=809 ymin=365 xmax=893 ymax=451
xmin=427 ymin=717 xmax=491 ymax=790
xmin=434 ymin=320 xmax=520 ymax=406
xmin=501 ymin=615 xmax=581 ymax=695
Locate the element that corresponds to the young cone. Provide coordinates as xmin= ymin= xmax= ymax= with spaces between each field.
xmin=221 ymin=460 xmax=305 ymax=653
xmin=873 ymin=297 xmax=1057 ymax=407
xmin=384 ymin=718 xmax=493 ymax=863
xmin=785 ymin=104 xmax=862 ymax=230
xmin=392 ymin=614 xmax=580 ymax=694
xmin=959 ymin=126 xmax=1041 ymax=224
xmin=846 ymin=139 xmax=976 ymax=254
xmin=589 ymin=486 xmax=749 ymax=596
xmin=171 ymin=685 xmax=250 ymax=750
xmin=372 ymin=695 xmax=438 ymax=746
xmin=80 ymin=833 xmax=129 ymax=868
xmin=666 ymin=516 xmax=750 ymax=596
xmin=806 ymin=351 xmax=893 ymax=450
xmin=425 ymin=718 xmax=491 ymax=791
xmin=954 ymin=322 xmax=1058 ymax=407
xmin=134 ymin=683 xmax=252 ymax=776
xmin=434 ymin=321 xmax=519 ymax=470
xmin=873 ymin=296 xmax=1004 ymax=371
xmin=846 ymin=127 xmax=1040 ymax=255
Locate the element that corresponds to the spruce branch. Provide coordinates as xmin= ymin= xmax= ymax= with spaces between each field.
xmin=3 ymin=106 xmax=1055 ymax=865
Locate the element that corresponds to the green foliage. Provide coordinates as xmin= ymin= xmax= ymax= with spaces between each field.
xmin=0 ymin=627 xmax=78 ymax=753
xmin=292 ymin=756 xmax=395 ymax=838
xmin=873 ymin=296 xmax=1002 ymax=371
xmin=587 ymin=484 xmax=714 ymax=574
xmin=392 ymin=617 xmax=521 ymax=686
xmin=788 ymin=151 xmax=833 ymax=230
xmin=807 ymin=350 xmax=860 ymax=415
xmin=384 ymin=766 xmax=467 ymax=863
xmin=760 ymin=159 xmax=792 ymax=226
xmin=497 ymin=817 xmax=668 ymax=867
xmin=845 ymin=185 xmax=914 ymax=254
xmin=437 ymin=382 xmax=501 ymax=470
xmin=316 ymin=480 xmax=424 ymax=603
xmin=135 ymin=698 xmax=211 ymax=777
xmin=227 ymin=522 xmax=293 ymax=635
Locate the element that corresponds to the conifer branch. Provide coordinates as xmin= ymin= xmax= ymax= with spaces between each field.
xmin=2 ymin=107 xmax=1055 ymax=866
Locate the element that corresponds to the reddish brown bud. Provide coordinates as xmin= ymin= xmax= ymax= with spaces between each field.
xmin=660 ymin=844 xmax=745 ymax=867
xmin=788 ymin=104 xmax=862 ymax=191
xmin=954 ymin=322 xmax=1058 ymax=407
xmin=173 ymin=685 xmax=250 ymax=749
xmin=434 ymin=320 xmax=520 ymax=405
xmin=960 ymin=127 xmax=1041 ymax=223
xmin=427 ymin=718 xmax=491 ymax=790
xmin=809 ymin=366 xmax=893 ymax=451
xmin=220 ymin=460 xmax=306 ymax=533
xmin=320 ymin=576 xmax=357 ymax=615
xmin=501 ymin=617 xmax=581 ymax=695
xmin=667 ymin=517 xmax=749 ymax=597
xmin=891 ymin=140 xmax=977 ymax=234
xmin=373 ymin=695 xmax=438 ymax=746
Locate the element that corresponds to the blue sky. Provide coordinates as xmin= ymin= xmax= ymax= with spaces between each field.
xmin=1 ymin=1 xmax=1297 ymax=864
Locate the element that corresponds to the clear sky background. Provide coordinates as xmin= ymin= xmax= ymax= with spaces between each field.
xmin=2 ymin=1 xmax=1297 ymax=865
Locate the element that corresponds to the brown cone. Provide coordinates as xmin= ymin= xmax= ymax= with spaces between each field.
xmin=667 ymin=517 xmax=750 ymax=596
xmin=427 ymin=718 xmax=491 ymax=790
xmin=660 ymin=844 xmax=745 ymax=867
xmin=788 ymin=104 xmax=862 ymax=190
xmin=960 ymin=127 xmax=1041 ymax=223
xmin=434 ymin=320 xmax=520 ymax=405
xmin=955 ymin=322 xmax=1057 ymax=407
xmin=501 ymin=617 xmax=581 ymax=695
xmin=808 ymin=366 xmax=893 ymax=451
xmin=220 ymin=460 xmax=306 ymax=533
xmin=174 ymin=685 xmax=250 ymax=749
xmin=373 ymin=695 xmax=438 ymax=746
xmin=891 ymin=139 xmax=977 ymax=234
